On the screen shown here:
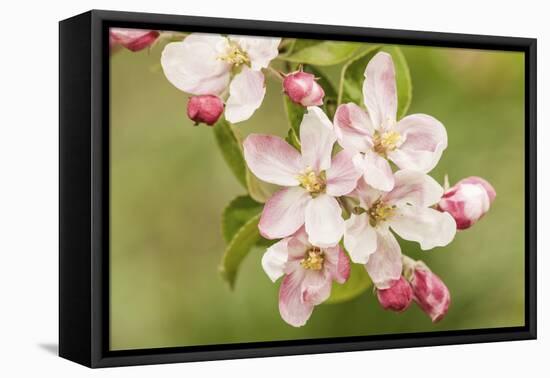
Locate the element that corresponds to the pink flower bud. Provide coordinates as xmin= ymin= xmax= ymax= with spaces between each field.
xmin=376 ymin=276 xmax=413 ymax=312
xmin=109 ymin=28 xmax=160 ymax=52
xmin=438 ymin=176 xmax=496 ymax=230
xmin=283 ymin=71 xmax=325 ymax=107
xmin=187 ymin=95 xmax=224 ymax=126
xmin=411 ymin=266 xmax=450 ymax=322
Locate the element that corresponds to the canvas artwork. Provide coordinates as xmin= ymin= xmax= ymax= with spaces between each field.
xmin=108 ymin=27 xmax=525 ymax=351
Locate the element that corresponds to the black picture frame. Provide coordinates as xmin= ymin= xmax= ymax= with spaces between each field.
xmin=59 ymin=9 xmax=537 ymax=368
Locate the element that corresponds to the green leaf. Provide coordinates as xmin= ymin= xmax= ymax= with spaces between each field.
xmin=219 ymin=213 xmax=262 ymax=289
xmin=213 ymin=119 xmax=247 ymax=188
xmin=278 ymin=40 xmax=363 ymax=66
xmin=324 ymin=263 xmax=372 ymax=304
xmin=283 ymin=96 xmax=305 ymax=138
xmin=222 ymin=195 xmax=263 ymax=243
xmin=338 ymin=45 xmax=382 ymax=105
xmin=382 ymin=46 xmax=412 ymax=119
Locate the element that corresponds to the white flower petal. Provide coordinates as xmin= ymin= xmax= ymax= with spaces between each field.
xmin=304 ymin=194 xmax=344 ymax=248
xmin=362 ymin=52 xmax=398 ymax=128
xmin=259 ymin=187 xmax=311 ymax=239
xmin=389 ymin=206 xmax=457 ymax=250
xmin=390 ymin=114 xmax=448 ymax=173
xmin=365 ymin=229 xmax=402 ymax=289
xmin=225 ymin=67 xmax=266 ymax=123
xmin=326 ymin=150 xmax=362 ymax=197
xmin=229 ymin=35 xmax=281 ymax=71
xmin=333 ymin=103 xmax=374 ymax=153
xmin=344 ymin=213 xmax=377 ymax=264
xmin=161 ymin=34 xmax=231 ymax=95
xmin=261 ymin=239 xmax=290 ymax=282
xmin=243 ymin=134 xmax=302 ymax=186
xmin=363 ymin=150 xmax=395 ymax=192
xmin=300 ymin=107 xmax=337 ymax=172
xmin=383 ymin=170 xmax=444 ymax=207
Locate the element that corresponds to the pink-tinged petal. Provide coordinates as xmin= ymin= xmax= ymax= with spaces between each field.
xmin=349 ymin=175 xmax=383 ymax=209
xmin=301 ymin=270 xmax=333 ymax=305
xmin=323 ymin=245 xmax=351 ymax=284
xmin=389 ymin=206 xmax=457 ymax=250
xmin=161 ymin=34 xmax=231 ymax=95
xmin=365 ymin=229 xmax=402 ymax=289
xmin=286 ymin=227 xmax=310 ymax=260
xmin=333 ymin=103 xmax=374 ymax=153
xmin=363 ymin=151 xmax=395 ymax=192
xmin=300 ymin=80 xmax=325 ymax=107
xmin=344 ymin=213 xmax=377 ymax=264
xmin=300 ymin=107 xmax=336 ymax=172
xmin=261 ymin=238 xmax=290 ymax=282
xmin=110 ymin=28 xmax=159 ymax=52
xmin=362 ymin=52 xmax=398 ymax=127
xmin=229 ymin=36 xmax=281 ymax=71
xmin=259 ymin=187 xmax=311 ymax=239
xmin=304 ymin=194 xmax=344 ymax=248
xmin=376 ymin=276 xmax=413 ymax=312
xmin=411 ymin=266 xmax=451 ymax=322
xmin=187 ymin=95 xmax=224 ymax=126
xmin=457 ymin=177 xmax=496 ymax=203
xmin=383 ymin=170 xmax=444 ymax=208
xmin=278 ymin=270 xmax=313 ymax=327
xmin=390 ymin=114 xmax=448 ymax=173
xmin=243 ymin=134 xmax=302 ymax=186
xmin=439 ymin=177 xmax=495 ymax=230
xmin=326 ymin=150 xmax=362 ymax=196
xmin=225 ymin=67 xmax=266 ymax=123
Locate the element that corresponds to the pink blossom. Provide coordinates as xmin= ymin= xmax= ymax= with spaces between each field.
xmin=343 ymin=170 xmax=456 ymax=289
xmin=410 ymin=264 xmax=451 ymax=322
xmin=334 ymin=52 xmax=448 ymax=191
xmin=438 ymin=176 xmax=496 ymax=230
xmin=376 ymin=276 xmax=413 ymax=312
xmin=243 ymin=107 xmax=362 ymax=247
xmin=187 ymin=95 xmax=224 ymax=126
xmin=283 ymin=71 xmax=325 ymax=107
xmin=109 ymin=28 xmax=159 ymax=52
xmin=261 ymin=227 xmax=350 ymax=327
xmin=161 ymin=34 xmax=280 ymax=123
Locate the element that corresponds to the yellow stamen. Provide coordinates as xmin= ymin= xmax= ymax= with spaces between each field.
xmin=368 ymin=199 xmax=396 ymax=227
xmin=373 ymin=130 xmax=402 ymax=156
xmin=297 ymin=167 xmax=326 ymax=195
xmin=300 ymin=247 xmax=324 ymax=270
xmin=219 ymin=41 xmax=250 ymax=66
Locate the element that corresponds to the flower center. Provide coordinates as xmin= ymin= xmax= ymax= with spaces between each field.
xmin=300 ymin=247 xmax=324 ymax=270
xmin=373 ymin=130 xmax=402 ymax=156
xmin=219 ymin=40 xmax=250 ymax=67
xmin=367 ymin=199 xmax=396 ymax=227
xmin=297 ymin=167 xmax=326 ymax=195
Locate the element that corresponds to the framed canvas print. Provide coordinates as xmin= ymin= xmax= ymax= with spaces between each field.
xmin=59 ymin=10 xmax=537 ymax=368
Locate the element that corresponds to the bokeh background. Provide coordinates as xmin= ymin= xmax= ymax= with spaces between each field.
xmin=109 ymin=35 xmax=525 ymax=351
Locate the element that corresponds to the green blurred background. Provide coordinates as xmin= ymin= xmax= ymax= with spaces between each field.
xmin=109 ymin=37 xmax=525 ymax=351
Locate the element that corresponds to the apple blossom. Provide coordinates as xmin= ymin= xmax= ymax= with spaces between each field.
xmin=376 ymin=276 xmax=413 ymax=312
xmin=262 ymin=227 xmax=350 ymax=327
xmin=109 ymin=28 xmax=159 ymax=52
xmin=438 ymin=176 xmax=496 ymax=230
xmin=334 ymin=52 xmax=448 ymax=191
xmin=283 ymin=71 xmax=325 ymax=107
xmin=161 ymin=33 xmax=281 ymax=123
xmin=343 ymin=170 xmax=456 ymax=289
xmin=187 ymin=95 xmax=224 ymax=126
xmin=243 ymin=107 xmax=362 ymax=247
